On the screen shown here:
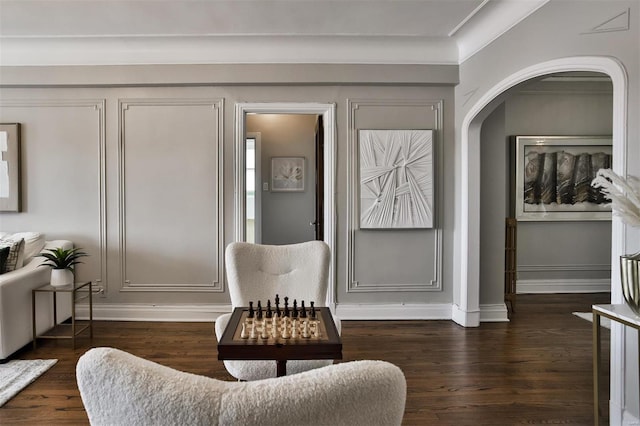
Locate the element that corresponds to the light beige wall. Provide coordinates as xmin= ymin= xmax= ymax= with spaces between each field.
xmin=0 ymin=66 xmax=457 ymax=309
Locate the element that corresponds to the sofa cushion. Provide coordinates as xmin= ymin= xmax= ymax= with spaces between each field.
xmin=0 ymin=238 xmax=25 ymax=273
xmin=0 ymin=232 xmax=46 ymax=265
xmin=7 ymin=232 xmax=46 ymax=263
xmin=0 ymin=246 xmax=10 ymax=273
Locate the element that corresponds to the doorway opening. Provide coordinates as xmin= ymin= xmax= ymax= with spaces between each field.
xmin=234 ymin=102 xmax=336 ymax=306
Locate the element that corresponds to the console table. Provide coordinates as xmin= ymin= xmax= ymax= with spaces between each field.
xmin=592 ymin=303 xmax=640 ymax=426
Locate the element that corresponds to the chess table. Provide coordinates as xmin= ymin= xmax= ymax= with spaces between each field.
xmin=217 ymin=306 xmax=342 ymax=377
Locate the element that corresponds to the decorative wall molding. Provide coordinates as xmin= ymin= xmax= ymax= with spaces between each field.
xmin=517 ymin=278 xmax=611 ymax=294
xmin=347 ymin=99 xmax=443 ymax=293
xmin=582 ymin=8 xmax=630 ymax=35
xmin=0 ymin=98 xmax=107 ymax=290
xmin=118 ymin=98 xmax=224 ymax=292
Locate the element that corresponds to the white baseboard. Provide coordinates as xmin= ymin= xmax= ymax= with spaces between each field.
xmin=335 ymin=303 xmax=452 ymax=320
xmin=75 ymin=303 xmax=232 ymax=322
xmin=623 ymin=407 xmax=640 ymax=426
xmin=479 ymin=304 xmax=509 ymax=322
xmin=517 ymin=278 xmax=610 ymax=294
xmin=75 ymin=302 xmax=509 ymax=323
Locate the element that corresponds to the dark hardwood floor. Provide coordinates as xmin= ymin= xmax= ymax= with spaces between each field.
xmin=0 ymin=293 xmax=610 ymax=425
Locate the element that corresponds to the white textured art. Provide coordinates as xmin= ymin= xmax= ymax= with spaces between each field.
xmin=360 ymin=130 xmax=434 ymax=229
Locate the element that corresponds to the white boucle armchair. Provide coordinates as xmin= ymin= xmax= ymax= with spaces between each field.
xmin=215 ymin=241 xmax=341 ymax=380
xmin=0 ymin=236 xmax=73 ymax=360
xmin=77 ymin=347 xmax=407 ymax=426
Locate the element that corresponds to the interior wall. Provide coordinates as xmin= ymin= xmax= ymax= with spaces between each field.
xmin=246 ymin=114 xmax=317 ymax=245
xmin=0 ymin=76 xmax=455 ymax=311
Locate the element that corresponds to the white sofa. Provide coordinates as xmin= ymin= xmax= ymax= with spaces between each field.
xmin=0 ymin=236 xmax=73 ymax=361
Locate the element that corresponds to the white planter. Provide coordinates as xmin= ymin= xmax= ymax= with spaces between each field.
xmin=50 ymin=268 xmax=74 ymax=287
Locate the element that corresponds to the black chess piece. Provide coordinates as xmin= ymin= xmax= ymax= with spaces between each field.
xmin=257 ymin=300 xmax=263 ymax=319
xmin=310 ymin=301 xmax=316 ymax=319
xmin=248 ymin=301 xmax=254 ymax=318
xmin=284 ymin=296 xmax=289 ymax=317
xmin=292 ymin=299 xmax=298 ymax=318
xmin=275 ymin=294 xmax=281 ymax=316
xmin=300 ymin=300 xmax=307 ymax=318
xmin=266 ymin=300 xmax=272 ymax=318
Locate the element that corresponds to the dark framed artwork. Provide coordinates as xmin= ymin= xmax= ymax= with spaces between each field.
xmin=515 ymin=136 xmax=612 ymax=221
xmin=0 ymin=123 xmax=21 ymax=212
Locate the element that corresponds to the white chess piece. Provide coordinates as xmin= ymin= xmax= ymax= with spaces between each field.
xmin=240 ymin=322 xmax=248 ymax=339
xmin=314 ymin=320 xmax=322 ymax=338
xmin=282 ymin=317 xmax=290 ymax=339
xmin=302 ymin=320 xmax=310 ymax=338
xmin=292 ymin=319 xmax=298 ymax=338
xmin=250 ymin=321 xmax=257 ymax=339
xmin=261 ymin=321 xmax=269 ymax=339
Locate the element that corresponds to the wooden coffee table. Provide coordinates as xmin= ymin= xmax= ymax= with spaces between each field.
xmin=217 ymin=306 xmax=342 ymax=377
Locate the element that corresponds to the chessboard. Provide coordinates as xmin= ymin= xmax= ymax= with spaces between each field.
xmin=217 ymin=296 xmax=342 ymax=368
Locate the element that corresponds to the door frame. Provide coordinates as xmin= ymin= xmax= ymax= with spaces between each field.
xmin=234 ymin=102 xmax=337 ymax=308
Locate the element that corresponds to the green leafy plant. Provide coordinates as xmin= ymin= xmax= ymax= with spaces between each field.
xmin=38 ymin=247 xmax=88 ymax=270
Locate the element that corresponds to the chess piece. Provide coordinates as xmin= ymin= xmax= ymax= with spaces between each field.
xmin=284 ymin=297 xmax=289 ymax=317
xmin=240 ymin=322 xmax=248 ymax=339
xmin=314 ymin=321 xmax=322 ymax=338
xmin=292 ymin=319 xmax=298 ymax=338
xmin=282 ymin=317 xmax=290 ymax=339
xmin=248 ymin=301 xmax=254 ymax=318
xmin=300 ymin=300 xmax=307 ymax=318
xmin=250 ymin=321 xmax=257 ymax=339
xmin=257 ymin=302 xmax=263 ymax=320
xmin=275 ymin=294 xmax=281 ymax=316
xmin=310 ymin=301 xmax=316 ymax=319
xmin=266 ymin=300 xmax=272 ymax=318
xmin=261 ymin=321 xmax=269 ymax=339
xmin=292 ymin=299 xmax=298 ymax=318
xmin=302 ymin=320 xmax=311 ymax=338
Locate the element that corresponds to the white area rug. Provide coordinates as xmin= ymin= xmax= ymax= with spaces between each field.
xmin=573 ymin=312 xmax=611 ymax=330
xmin=0 ymin=359 xmax=57 ymax=407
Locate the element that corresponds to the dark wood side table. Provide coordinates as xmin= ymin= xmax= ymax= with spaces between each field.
xmin=218 ymin=306 xmax=342 ymax=377
xmin=32 ymin=281 xmax=93 ymax=349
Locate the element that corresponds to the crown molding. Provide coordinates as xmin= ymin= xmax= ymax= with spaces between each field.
xmin=0 ymin=35 xmax=458 ymax=66
xmin=455 ymin=0 xmax=550 ymax=63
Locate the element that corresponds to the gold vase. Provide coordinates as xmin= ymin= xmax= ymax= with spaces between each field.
xmin=621 ymin=252 xmax=640 ymax=316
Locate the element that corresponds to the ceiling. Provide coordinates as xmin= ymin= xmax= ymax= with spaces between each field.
xmin=0 ymin=0 xmax=550 ymax=66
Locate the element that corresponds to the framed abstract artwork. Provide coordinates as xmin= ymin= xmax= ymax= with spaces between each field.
xmin=271 ymin=157 xmax=305 ymax=192
xmin=0 ymin=123 xmax=21 ymax=212
xmin=514 ymin=135 xmax=612 ymax=221
xmin=359 ymin=129 xmax=434 ymax=229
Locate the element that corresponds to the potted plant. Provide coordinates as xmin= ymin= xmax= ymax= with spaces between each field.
xmin=38 ymin=247 xmax=88 ymax=287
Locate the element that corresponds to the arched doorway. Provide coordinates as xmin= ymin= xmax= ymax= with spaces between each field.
xmin=454 ymin=55 xmax=628 ymax=422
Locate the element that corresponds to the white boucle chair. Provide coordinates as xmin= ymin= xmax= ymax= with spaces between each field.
xmin=215 ymin=241 xmax=341 ymax=381
xmin=77 ymin=347 xmax=407 ymax=426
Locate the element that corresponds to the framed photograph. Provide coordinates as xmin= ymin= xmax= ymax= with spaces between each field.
xmin=359 ymin=129 xmax=434 ymax=229
xmin=0 ymin=123 xmax=21 ymax=212
xmin=271 ymin=157 xmax=305 ymax=192
xmin=514 ymin=135 xmax=612 ymax=221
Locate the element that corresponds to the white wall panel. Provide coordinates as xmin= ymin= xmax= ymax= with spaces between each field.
xmin=119 ymin=98 xmax=223 ymax=291
xmin=0 ymin=99 xmax=106 ymax=285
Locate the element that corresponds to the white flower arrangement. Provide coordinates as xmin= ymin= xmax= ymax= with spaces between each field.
xmin=591 ymin=168 xmax=640 ymax=227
